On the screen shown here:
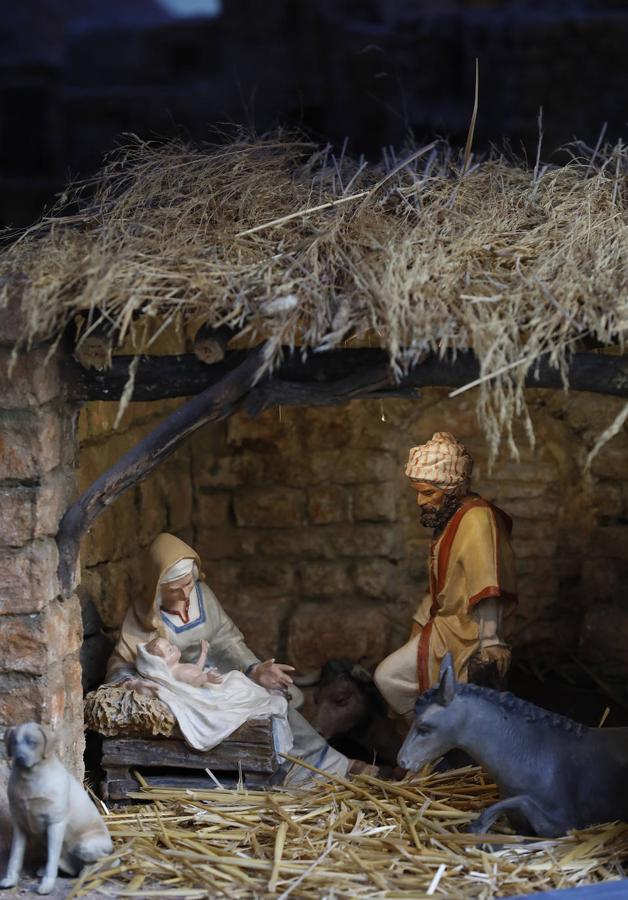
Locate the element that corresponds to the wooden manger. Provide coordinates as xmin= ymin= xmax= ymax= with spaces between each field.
xmin=100 ymin=719 xmax=279 ymax=801
xmin=85 ymin=685 xmax=279 ymax=801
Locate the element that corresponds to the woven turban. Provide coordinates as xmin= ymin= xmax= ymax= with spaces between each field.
xmin=405 ymin=432 xmax=473 ymax=490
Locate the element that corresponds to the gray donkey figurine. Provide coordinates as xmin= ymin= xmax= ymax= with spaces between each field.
xmin=398 ymin=654 xmax=628 ymax=837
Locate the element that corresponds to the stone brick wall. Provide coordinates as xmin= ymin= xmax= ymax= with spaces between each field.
xmin=78 ymin=385 xmax=628 ymax=680
xmin=0 ymin=313 xmax=83 ymax=778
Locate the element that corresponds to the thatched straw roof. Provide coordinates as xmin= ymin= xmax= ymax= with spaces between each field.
xmin=1 ymin=133 xmax=627 ymax=456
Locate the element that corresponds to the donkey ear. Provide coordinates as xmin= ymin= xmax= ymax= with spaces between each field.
xmin=438 ymin=653 xmax=454 ymax=681
xmin=436 ymin=654 xmax=456 ymax=706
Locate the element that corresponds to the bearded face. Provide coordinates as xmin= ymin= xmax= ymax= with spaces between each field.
xmin=418 ymin=491 xmax=461 ymax=529
xmin=411 ymin=480 xmax=464 ymax=531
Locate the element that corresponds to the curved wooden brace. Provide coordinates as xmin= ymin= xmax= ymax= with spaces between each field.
xmin=56 ymin=346 xmax=267 ymax=593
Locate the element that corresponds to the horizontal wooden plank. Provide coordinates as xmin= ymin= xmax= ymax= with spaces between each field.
xmin=102 ymin=767 xmax=274 ymax=802
xmin=102 ymin=717 xmax=273 ymax=746
xmin=102 ymin=737 xmax=278 ymax=772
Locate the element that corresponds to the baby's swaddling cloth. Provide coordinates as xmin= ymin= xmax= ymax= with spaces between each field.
xmin=136 ymin=643 xmax=292 ymax=753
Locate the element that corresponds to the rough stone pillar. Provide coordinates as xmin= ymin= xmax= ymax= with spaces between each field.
xmin=0 ymin=303 xmax=83 ymax=779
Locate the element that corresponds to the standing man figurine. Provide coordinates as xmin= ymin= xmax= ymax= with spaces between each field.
xmin=375 ymin=432 xmax=517 ymax=722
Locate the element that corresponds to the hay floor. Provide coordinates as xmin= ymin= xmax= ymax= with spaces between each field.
xmin=70 ymin=765 xmax=628 ymax=899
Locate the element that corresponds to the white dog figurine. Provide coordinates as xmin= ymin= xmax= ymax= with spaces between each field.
xmin=0 ymin=723 xmax=113 ymax=895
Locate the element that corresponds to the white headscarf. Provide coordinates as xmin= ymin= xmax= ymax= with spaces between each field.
xmin=157 ymin=557 xmax=199 ymax=609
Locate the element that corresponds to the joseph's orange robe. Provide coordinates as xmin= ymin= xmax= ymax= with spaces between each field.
xmin=412 ymin=495 xmax=517 ymax=691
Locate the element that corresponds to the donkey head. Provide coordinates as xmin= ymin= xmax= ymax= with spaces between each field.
xmin=397 ymin=653 xmax=461 ymax=771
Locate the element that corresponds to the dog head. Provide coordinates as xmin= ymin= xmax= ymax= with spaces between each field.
xmin=5 ymin=723 xmax=55 ymax=770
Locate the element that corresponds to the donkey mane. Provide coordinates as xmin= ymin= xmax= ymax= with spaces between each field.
xmin=416 ymin=682 xmax=586 ymax=737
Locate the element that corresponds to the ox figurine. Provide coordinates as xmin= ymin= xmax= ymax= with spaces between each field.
xmin=398 ymin=654 xmax=628 ymax=837
xmin=296 ymin=659 xmax=402 ymax=767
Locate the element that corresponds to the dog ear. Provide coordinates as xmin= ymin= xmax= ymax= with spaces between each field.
xmin=4 ymin=727 xmax=15 ymax=760
xmin=37 ymin=725 xmax=55 ymax=759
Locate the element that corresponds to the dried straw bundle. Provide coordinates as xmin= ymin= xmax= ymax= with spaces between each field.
xmin=2 ymin=133 xmax=628 ymax=457
xmin=84 ymin=685 xmax=176 ymax=738
xmin=72 ymin=764 xmax=628 ymax=898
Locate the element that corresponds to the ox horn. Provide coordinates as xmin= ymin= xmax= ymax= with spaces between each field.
xmin=292 ymin=668 xmax=322 ymax=687
xmin=350 ymin=664 xmax=373 ymax=683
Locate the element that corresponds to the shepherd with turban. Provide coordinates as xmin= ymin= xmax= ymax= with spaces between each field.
xmin=105 ymin=533 xmax=350 ymax=784
xmin=374 ymin=433 xmax=517 ymax=721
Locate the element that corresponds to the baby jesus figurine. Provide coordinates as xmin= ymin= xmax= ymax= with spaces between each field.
xmin=145 ymin=637 xmax=223 ymax=688
xmin=132 ymin=637 xmax=292 ymax=753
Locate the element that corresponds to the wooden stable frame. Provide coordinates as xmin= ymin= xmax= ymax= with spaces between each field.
xmin=56 ymin=340 xmax=628 ymax=592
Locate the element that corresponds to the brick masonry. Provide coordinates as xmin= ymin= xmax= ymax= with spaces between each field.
xmin=77 ymin=385 xmax=628 ymax=680
xmin=0 ymin=334 xmax=84 ymax=778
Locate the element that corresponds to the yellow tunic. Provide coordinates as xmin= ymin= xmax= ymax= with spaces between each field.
xmin=412 ymin=495 xmax=517 ymax=690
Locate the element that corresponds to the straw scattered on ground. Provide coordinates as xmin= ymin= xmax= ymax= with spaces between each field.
xmin=2 ymin=132 xmax=627 ymax=457
xmin=71 ymin=764 xmax=628 ymax=898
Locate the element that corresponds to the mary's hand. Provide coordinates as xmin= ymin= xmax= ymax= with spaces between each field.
xmin=249 ymin=659 xmax=295 ymax=691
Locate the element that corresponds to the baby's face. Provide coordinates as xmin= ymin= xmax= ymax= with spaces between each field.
xmin=151 ymin=638 xmax=181 ymax=666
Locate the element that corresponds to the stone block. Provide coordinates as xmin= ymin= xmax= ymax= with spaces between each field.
xmin=195 ymin=527 xmax=253 ymax=560
xmin=590 ymin=442 xmax=628 ymax=481
xmin=203 ymin=561 xmax=239 ymax=604
xmin=287 ymin=603 xmax=390 ymax=670
xmin=236 ymin=559 xmax=296 ymax=597
xmin=589 ymin=527 xmax=628 ymax=561
xmin=581 ymin=557 xmax=628 ymax=601
xmin=0 ymin=673 xmax=44 ymax=726
xmin=0 ymin=412 xmax=61 ymax=480
xmin=0 ymin=600 xmax=81 ymax=677
xmin=196 ymin=491 xmax=232 ymax=526
xmin=0 ymin=469 xmax=74 ymax=548
xmin=262 ymin=528 xmax=339 ymax=559
xmin=0 ymin=539 xmax=59 ymax=615
xmin=353 ymin=484 xmax=396 ymax=522
xmin=166 ymin=467 xmax=194 ymax=533
xmin=135 ymin=474 xmax=168 ymax=548
xmin=495 ymin=495 xmax=562 ymax=521
xmin=234 ymin=487 xmax=305 ymax=528
xmin=579 ymin=603 xmax=628 ymax=677
xmin=511 ymin=539 xmax=558 ymax=559
xmin=296 ymin=406 xmax=356 ymax=450
xmin=0 ymin=615 xmax=47 ymax=674
xmin=489 ymin=461 xmax=558 ymax=483
xmin=47 ymin=598 xmax=82 ymax=661
xmin=310 ymin=450 xmax=395 ymax=485
xmin=591 ymin=480 xmax=625 ymax=520
xmin=475 ymin=479 xmax=557 ymax=502
xmin=97 ymin=560 xmax=136 ymax=629
xmin=353 ymin=559 xmax=397 ymax=599
xmin=196 ymin=453 xmax=265 ymax=489
xmin=337 ymin=525 xmax=398 ymax=559
xmin=0 ymin=347 xmax=60 ymax=409
xmin=220 ymin=596 xmax=290 ymax=662
xmin=300 ymin=561 xmax=351 ymax=598
xmin=510 ymin=517 xmax=556 ymax=540
xmin=349 ymin=402 xmax=400 ymax=451
xmin=227 ymin=408 xmax=298 ymax=451
xmin=307 ymin=485 xmax=350 ymax=525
